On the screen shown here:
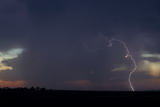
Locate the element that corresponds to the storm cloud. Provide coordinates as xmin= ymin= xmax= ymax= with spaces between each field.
xmin=0 ymin=0 xmax=160 ymax=91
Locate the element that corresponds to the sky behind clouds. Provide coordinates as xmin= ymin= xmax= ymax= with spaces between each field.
xmin=0 ymin=0 xmax=160 ymax=91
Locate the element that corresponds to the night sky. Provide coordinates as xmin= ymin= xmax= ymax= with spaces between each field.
xmin=0 ymin=0 xmax=160 ymax=91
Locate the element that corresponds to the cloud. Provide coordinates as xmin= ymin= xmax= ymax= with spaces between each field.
xmin=138 ymin=52 xmax=160 ymax=77
xmin=141 ymin=53 xmax=160 ymax=59
xmin=139 ymin=60 xmax=160 ymax=77
xmin=2 ymin=48 xmax=24 ymax=59
xmin=0 ymin=66 xmax=13 ymax=71
xmin=0 ymin=80 xmax=26 ymax=88
xmin=0 ymin=48 xmax=24 ymax=71
xmin=112 ymin=65 xmax=128 ymax=72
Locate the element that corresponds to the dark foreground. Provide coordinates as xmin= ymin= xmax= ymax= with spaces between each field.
xmin=0 ymin=88 xmax=159 ymax=105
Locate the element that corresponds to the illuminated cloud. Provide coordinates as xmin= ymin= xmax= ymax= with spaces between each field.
xmin=0 ymin=48 xmax=24 ymax=60
xmin=139 ymin=60 xmax=160 ymax=77
xmin=0 ymin=80 xmax=26 ymax=88
xmin=111 ymin=64 xmax=128 ymax=72
xmin=139 ymin=52 xmax=160 ymax=77
xmin=0 ymin=48 xmax=24 ymax=71
xmin=112 ymin=66 xmax=128 ymax=72
xmin=0 ymin=66 xmax=13 ymax=70
xmin=141 ymin=53 xmax=160 ymax=59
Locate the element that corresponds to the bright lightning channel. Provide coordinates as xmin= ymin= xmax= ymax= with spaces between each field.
xmin=108 ymin=39 xmax=137 ymax=91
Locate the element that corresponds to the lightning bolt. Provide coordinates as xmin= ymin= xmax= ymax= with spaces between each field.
xmin=108 ymin=39 xmax=137 ymax=91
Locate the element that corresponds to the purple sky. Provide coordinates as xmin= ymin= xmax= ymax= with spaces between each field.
xmin=0 ymin=0 xmax=160 ymax=91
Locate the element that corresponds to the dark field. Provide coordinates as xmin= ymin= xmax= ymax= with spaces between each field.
xmin=0 ymin=88 xmax=159 ymax=105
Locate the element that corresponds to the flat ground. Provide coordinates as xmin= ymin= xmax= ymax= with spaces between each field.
xmin=0 ymin=89 xmax=159 ymax=105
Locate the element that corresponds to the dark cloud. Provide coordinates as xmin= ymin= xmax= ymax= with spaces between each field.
xmin=0 ymin=0 xmax=160 ymax=90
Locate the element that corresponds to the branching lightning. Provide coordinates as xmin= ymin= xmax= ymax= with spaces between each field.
xmin=108 ymin=39 xmax=137 ymax=91
xmin=82 ymin=38 xmax=137 ymax=91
